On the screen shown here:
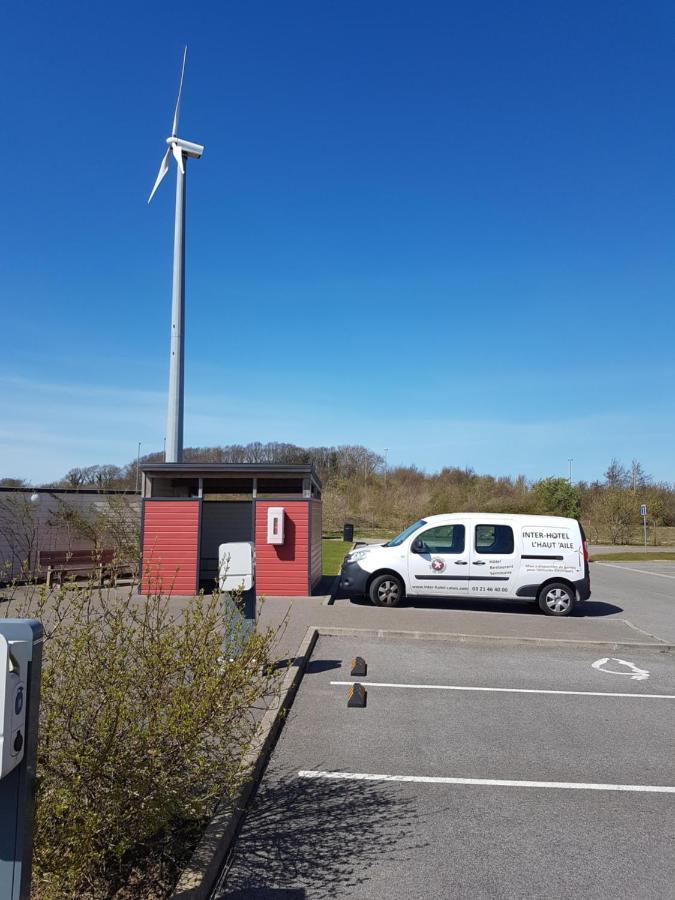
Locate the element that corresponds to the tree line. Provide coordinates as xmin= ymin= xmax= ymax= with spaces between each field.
xmin=323 ymin=457 xmax=674 ymax=544
xmin=3 ymin=445 xmax=673 ymax=544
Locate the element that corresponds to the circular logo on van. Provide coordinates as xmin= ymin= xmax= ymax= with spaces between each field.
xmin=431 ymin=558 xmax=446 ymax=573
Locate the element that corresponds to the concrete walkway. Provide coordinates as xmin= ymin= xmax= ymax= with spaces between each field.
xmin=258 ymin=556 xmax=675 ymax=660
xmin=258 ymin=591 xmax=667 ymax=665
xmin=6 ymin=563 xmax=669 ymax=667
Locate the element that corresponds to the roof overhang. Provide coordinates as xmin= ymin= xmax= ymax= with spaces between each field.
xmin=140 ymin=463 xmax=321 ymax=489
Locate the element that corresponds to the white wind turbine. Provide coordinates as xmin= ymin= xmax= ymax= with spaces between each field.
xmin=148 ymin=46 xmax=204 ymax=463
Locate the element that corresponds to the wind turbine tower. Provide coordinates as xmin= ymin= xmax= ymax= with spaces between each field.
xmin=148 ymin=47 xmax=203 ymax=463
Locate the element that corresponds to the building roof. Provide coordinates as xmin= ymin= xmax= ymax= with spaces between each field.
xmin=141 ymin=462 xmax=322 ymax=487
xmin=0 ymin=486 xmax=138 ymax=495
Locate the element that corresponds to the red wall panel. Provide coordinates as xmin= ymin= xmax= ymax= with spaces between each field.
xmin=255 ymin=501 xmax=309 ymax=596
xmin=141 ymin=500 xmax=200 ymax=596
xmin=310 ymin=499 xmax=322 ymax=588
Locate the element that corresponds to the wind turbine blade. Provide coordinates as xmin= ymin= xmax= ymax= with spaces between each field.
xmin=171 ymin=45 xmax=187 ymax=137
xmin=172 ymin=142 xmax=185 ymax=174
xmin=147 ymin=147 xmax=172 ymax=203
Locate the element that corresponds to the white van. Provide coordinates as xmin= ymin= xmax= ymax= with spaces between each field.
xmin=339 ymin=513 xmax=590 ymax=616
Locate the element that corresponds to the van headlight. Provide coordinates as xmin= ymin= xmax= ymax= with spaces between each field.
xmin=345 ymin=549 xmax=369 ymax=564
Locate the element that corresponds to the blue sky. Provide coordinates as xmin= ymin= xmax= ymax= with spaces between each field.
xmin=2 ymin=1 xmax=674 ymax=484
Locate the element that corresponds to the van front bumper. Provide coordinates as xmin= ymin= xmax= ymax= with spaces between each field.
xmin=338 ymin=560 xmax=370 ymax=597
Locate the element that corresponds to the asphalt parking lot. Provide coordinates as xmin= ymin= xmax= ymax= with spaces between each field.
xmin=590 ymin=561 xmax=675 ymax=643
xmin=215 ymin=634 xmax=675 ymax=899
xmin=328 ymin=558 xmax=675 ymax=642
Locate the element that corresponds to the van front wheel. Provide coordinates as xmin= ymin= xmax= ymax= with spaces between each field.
xmin=369 ymin=574 xmax=404 ymax=607
xmin=538 ymin=582 xmax=576 ymax=616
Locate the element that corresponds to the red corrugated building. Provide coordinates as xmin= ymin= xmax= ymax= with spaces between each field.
xmin=139 ymin=464 xmax=322 ymax=596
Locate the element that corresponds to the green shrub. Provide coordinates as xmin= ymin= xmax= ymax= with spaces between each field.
xmin=4 ymin=581 xmax=281 ymax=899
xmin=532 ymin=477 xmax=581 ymax=519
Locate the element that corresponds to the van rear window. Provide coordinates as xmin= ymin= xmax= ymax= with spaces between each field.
xmin=475 ymin=525 xmax=514 ymax=555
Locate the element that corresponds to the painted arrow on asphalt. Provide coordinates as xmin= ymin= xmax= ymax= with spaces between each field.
xmin=592 ymin=658 xmax=650 ymax=681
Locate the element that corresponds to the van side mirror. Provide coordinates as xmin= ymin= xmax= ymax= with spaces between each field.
xmin=411 ymin=539 xmax=425 ymax=554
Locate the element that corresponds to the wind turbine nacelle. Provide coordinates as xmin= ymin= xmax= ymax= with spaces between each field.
xmin=167 ymin=137 xmax=204 ymax=159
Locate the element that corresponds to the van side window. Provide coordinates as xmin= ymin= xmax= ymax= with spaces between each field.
xmin=475 ymin=524 xmax=514 ymax=555
xmin=417 ymin=525 xmax=465 ymax=554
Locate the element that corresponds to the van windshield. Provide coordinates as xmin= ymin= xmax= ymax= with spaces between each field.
xmin=384 ymin=519 xmax=427 ymax=547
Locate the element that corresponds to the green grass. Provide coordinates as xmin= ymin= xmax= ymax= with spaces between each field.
xmin=590 ymin=552 xmax=675 ymax=562
xmin=322 ymin=528 xmax=395 ymax=542
xmin=353 ymin=527 xmax=396 ymax=540
xmin=322 ymin=539 xmax=353 ymax=575
xmin=585 ymin=525 xmax=675 ymax=546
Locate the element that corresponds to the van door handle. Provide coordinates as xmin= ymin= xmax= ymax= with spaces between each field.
xmin=454 ymin=560 xmax=468 ymax=565
xmin=473 ymin=561 xmax=486 ymax=566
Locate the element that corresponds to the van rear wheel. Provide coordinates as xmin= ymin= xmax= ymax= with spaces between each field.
xmin=369 ymin=574 xmax=404 ymax=607
xmin=538 ymin=582 xmax=576 ymax=616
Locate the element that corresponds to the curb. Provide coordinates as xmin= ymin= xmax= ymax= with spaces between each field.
xmin=313 ymin=625 xmax=675 ymax=651
xmin=171 ymin=625 xmax=319 ymax=900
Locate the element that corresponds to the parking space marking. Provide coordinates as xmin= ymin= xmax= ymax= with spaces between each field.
xmin=298 ymin=770 xmax=675 ymax=793
xmin=330 ymin=681 xmax=675 ymax=699
xmin=595 ymin=561 xmax=675 ymax=580
xmin=592 ymin=657 xmax=650 ymax=680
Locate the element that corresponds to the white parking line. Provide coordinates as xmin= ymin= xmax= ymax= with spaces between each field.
xmin=595 ymin=561 xmax=675 ymax=580
xmin=298 ymin=770 xmax=675 ymax=794
xmin=329 ymin=681 xmax=675 ymax=699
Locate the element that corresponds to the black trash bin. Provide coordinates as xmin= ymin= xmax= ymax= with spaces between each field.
xmin=343 ymin=523 xmax=354 ymax=542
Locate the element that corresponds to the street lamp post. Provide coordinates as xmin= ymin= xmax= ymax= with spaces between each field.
xmin=568 ymin=458 xmax=574 ymax=485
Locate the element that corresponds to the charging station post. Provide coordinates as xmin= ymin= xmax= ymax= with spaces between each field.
xmin=219 ymin=542 xmax=256 ymax=645
xmin=0 ymin=619 xmax=43 ymax=900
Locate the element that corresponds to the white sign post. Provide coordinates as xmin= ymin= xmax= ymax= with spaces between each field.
xmin=640 ymin=504 xmax=647 ymax=552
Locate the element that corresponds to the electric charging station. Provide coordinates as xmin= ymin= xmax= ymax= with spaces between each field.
xmin=219 ymin=542 xmax=256 ymax=641
xmin=0 ymin=620 xmax=43 ymax=900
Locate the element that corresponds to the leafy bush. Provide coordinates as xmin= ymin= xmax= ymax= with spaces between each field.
xmin=532 ymin=477 xmax=581 ymax=519
xmin=3 ymin=580 xmax=281 ymax=899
